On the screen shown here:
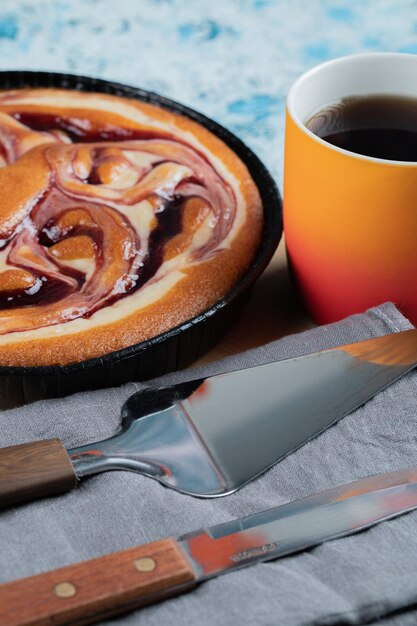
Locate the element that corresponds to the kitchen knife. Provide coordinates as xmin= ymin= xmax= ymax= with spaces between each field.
xmin=1 ymin=328 xmax=417 ymax=507
xmin=1 ymin=466 xmax=417 ymax=626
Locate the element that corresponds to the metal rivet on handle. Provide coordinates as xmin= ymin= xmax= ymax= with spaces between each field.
xmin=134 ymin=557 xmax=156 ymax=572
xmin=54 ymin=582 xmax=77 ymax=598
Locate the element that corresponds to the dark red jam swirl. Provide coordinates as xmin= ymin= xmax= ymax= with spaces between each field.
xmin=0 ymin=110 xmax=236 ymax=335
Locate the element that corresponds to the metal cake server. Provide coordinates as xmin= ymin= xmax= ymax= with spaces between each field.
xmin=1 ymin=328 xmax=417 ymax=507
xmin=2 ymin=465 xmax=417 ymax=625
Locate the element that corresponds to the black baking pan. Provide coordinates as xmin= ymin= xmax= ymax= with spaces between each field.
xmin=0 ymin=71 xmax=282 ymax=409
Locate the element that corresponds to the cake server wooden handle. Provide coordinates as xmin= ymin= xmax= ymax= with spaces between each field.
xmin=0 ymin=439 xmax=77 ymax=508
xmin=0 ymin=538 xmax=196 ymax=626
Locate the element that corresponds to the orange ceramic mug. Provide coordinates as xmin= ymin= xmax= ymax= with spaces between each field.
xmin=284 ymin=53 xmax=417 ymax=325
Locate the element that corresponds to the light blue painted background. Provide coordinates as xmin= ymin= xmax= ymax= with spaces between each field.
xmin=0 ymin=0 xmax=415 ymax=184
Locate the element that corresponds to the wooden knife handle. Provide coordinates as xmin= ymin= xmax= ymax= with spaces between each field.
xmin=0 ymin=439 xmax=77 ymax=508
xmin=0 ymin=538 xmax=197 ymax=626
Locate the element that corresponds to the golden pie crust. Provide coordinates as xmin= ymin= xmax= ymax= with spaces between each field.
xmin=0 ymin=89 xmax=263 ymax=366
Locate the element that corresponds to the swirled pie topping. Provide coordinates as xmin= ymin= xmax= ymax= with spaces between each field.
xmin=0 ymin=89 xmax=263 ymax=366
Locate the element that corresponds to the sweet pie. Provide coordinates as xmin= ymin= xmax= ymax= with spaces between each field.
xmin=0 ymin=89 xmax=263 ymax=366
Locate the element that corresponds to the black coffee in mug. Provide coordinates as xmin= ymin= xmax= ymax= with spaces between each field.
xmin=305 ymin=94 xmax=417 ymax=161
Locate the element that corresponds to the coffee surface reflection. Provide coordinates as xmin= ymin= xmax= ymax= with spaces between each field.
xmin=305 ymin=94 xmax=417 ymax=161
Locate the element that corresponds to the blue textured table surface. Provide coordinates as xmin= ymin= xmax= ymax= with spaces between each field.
xmin=0 ymin=0 xmax=415 ymax=185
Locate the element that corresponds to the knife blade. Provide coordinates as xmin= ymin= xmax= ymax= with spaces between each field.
xmin=1 ymin=328 xmax=417 ymax=507
xmin=1 ymin=466 xmax=417 ymax=626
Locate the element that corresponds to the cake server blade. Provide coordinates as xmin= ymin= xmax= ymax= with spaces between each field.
xmin=2 ymin=466 xmax=417 ymax=625
xmin=1 ymin=328 xmax=417 ymax=506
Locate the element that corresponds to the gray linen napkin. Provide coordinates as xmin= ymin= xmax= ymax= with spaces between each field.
xmin=1 ymin=301 xmax=417 ymax=626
